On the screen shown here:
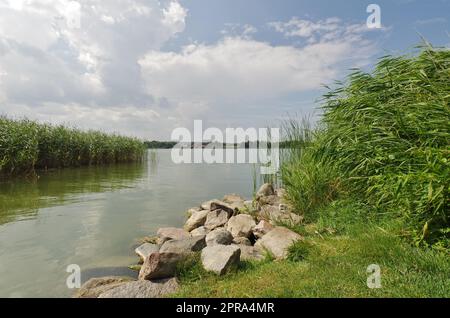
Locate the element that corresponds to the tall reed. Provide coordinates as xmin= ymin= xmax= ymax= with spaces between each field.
xmin=282 ymin=44 xmax=449 ymax=249
xmin=0 ymin=117 xmax=146 ymax=176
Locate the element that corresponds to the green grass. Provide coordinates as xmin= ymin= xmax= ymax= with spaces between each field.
xmin=0 ymin=117 xmax=146 ymax=176
xmin=174 ymin=220 xmax=450 ymax=298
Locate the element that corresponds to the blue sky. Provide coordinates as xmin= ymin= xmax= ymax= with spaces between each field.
xmin=0 ymin=0 xmax=448 ymax=139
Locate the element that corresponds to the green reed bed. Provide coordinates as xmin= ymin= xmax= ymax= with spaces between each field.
xmin=0 ymin=117 xmax=146 ymax=176
xmin=282 ymin=45 xmax=450 ymax=250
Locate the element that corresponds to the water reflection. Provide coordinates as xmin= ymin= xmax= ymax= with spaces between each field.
xmin=0 ymin=162 xmax=146 ymax=225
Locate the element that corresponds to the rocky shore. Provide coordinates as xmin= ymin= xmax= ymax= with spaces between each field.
xmin=75 ymin=183 xmax=304 ymax=298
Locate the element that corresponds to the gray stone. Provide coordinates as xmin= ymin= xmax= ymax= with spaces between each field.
xmin=238 ymin=245 xmax=265 ymax=261
xmin=157 ymin=227 xmax=190 ymax=245
xmin=259 ymin=206 xmax=303 ymax=226
xmin=223 ymin=194 xmax=245 ymax=204
xmin=201 ymin=245 xmax=241 ymax=275
xmin=255 ymin=227 xmax=302 ymax=259
xmin=98 ymin=278 xmax=179 ymax=298
xmin=206 ymin=228 xmax=233 ymax=246
xmin=204 ymin=209 xmax=229 ymax=230
xmin=190 ymin=226 xmax=209 ymax=237
xmin=210 ymin=200 xmax=237 ymax=216
xmin=74 ymin=276 xmax=134 ymax=298
xmin=275 ymin=188 xmax=286 ymax=198
xmin=253 ymin=220 xmax=274 ymax=239
xmin=256 ymin=183 xmax=274 ymax=198
xmin=200 ymin=199 xmax=216 ymax=210
xmin=232 ymin=237 xmax=252 ymax=246
xmin=226 ymin=214 xmax=256 ymax=238
xmin=186 ymin=207 xmax=202 ymax=218
xmin=258 ymin=195 xmax=281 ymax=206
xmin=135 ymin=243 xmax=159 ymax=262
xmin=138 ymin=252 xmax=186 ymax=280
xmin=184 ymin=209 xmax=209 ymax=232
xmin=159 ymin=236 xmax=206 ymax=254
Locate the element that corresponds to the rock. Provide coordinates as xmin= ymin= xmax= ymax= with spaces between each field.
xmin=256 ymin=183 xmax=274 ymax=198
xmin=205 ymin=228 xmax=233 ymax=246
xmin=159 ymin=236 xmax=206 ymax=254
xmin=227 ymin=214 xmax=256 ymax=238
xmin=238 ymin=245 xmax=265 ymax=261
xmin=186 ymin=207 xmax=202 ymax=218
xmin=98 ymin=278 xmax=179 ymax=298
xmin=201 ymin=245 xmax=241 ymax=275
xmin=200 ymin=200 xmax=216 ymax=210
xmin=135 ymin=243 xmax=159 ymax=262
xmin=74 ymin=276 xmax=134 ymax=298
xmin=157 ymin=227 xmax=190 ymax=245
xmin=275 ymin=188 xmax=286 ymax=198
xmin=223 ymin=194 xmax=245 ymax=204
xmin=259 ymin=206 xmax=303 ymax=226
xmin=184 ymin=210 xmax=209 ymax=232
xmin=223 ymin=194 xmax=246 ymax=211
xmin=255 ymin=227 xmax=302 ymax=259
xmin=204 ymin=209 xmax=229 ymax=230
xmin=190 ymin=226 xmax=209 ymax=237
xmin=210 ymin=200 xmax=237 ymax=216
xmin=258 ymin=195 xmax=281 ymax=206
xmin=253 ymin=220 xmax=274 ymax=239
xmin=232 ymin=237 xmax=252 ymax=246
xmin=138 ymin=252 xmax=186 ymax=280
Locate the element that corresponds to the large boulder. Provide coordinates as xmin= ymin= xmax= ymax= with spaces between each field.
xmin=256 ymin=183 xmax=274 ymax=198
xmin=223 ymin=194 xmax=245 ymax=204
xmin=238 ymin=245 xmax=265 ymax=261
xmin=232 ymin=237 xmax=252 ymax=246
xmin=252 ymin=220 xmax=274 ymax=239
xmin=159 ymin=236 xmax=206 ymax=254
xmin=255 ymin=227 xmax=302 ymax=259
xmin=210 ymin=200 xmax=236 ymax=216
xmin=157 ymin=227 xmax=190 ymax=245
xmin=223 ymin=194 xmax=246 ymax=212
xmin=258 ymin=195 xmax=281 ymax=206
xmin=98 ymin=278 xmax=179 ymax=298
xmin=135 ymin=243 xmax=159 ymax=262
xmin=200 ymin=199 xmax=216 ymax=210
xmin=201 ymin=245 xmax=241 ymax=275
xmin=74 ymin=276 xmax=134 ymax=298
xmin=226 ymin=214 xmax=256 ymax=238
xmin=259 ymin=205 xmax=303 ymax=226
xmin=190 ymin=226 xmax=209 ymax=237
xmin=205 ymin=228 xmax=233 ymax=246
xmin=138 ymin=252 xmax=186 ymax=280
xmin=204 ymin=209 xmax=229 ymax=230
xmin=184 ymin=210 xmax=209 ymax=232
xmin=186 ymin=207 xmax=202 ymax=217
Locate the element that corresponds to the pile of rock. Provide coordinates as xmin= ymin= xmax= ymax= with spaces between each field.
xmin=75 ymin=184 xmax=303 ymax=298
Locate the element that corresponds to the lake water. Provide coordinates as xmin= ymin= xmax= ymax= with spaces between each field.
xmin=0 ymin=149 xmax=263 ymax=297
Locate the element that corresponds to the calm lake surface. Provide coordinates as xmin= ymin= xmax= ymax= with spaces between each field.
xmin=0 ymin=149 xmax=263 ymax=297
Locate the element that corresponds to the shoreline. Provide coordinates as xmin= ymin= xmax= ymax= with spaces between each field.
xmin=75 ymin=183 xmax=302 ymax=298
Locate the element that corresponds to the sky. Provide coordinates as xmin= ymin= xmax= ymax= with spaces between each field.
xmin=0 ymin=0 xmax=449 ymax=140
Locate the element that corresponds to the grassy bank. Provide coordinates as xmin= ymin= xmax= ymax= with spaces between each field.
xmin=0 ymin=117 xmax=146 ymax=176
xmin=174 ymin=218 xmax=449 ymax=297
xmin=176 ymin=45 xmax=449 ymax=297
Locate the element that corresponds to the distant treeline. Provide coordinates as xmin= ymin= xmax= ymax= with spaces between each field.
xmin=145 ymin=140 xmax=293 ymax=149
xmin=0 ymin=117 xmax=146 ymax=177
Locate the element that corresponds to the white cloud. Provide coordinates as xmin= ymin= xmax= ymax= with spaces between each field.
xmin=138 ymin=17 xmax=377 ymax=130
xmin=0 ymin=7 xmax=381 ymax=139
xmin=0 ymin=0 xmax=186 ymax=114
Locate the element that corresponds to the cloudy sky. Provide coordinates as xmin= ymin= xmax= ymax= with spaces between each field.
xmin=0 ymin=0 xmax=449 ymax=140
